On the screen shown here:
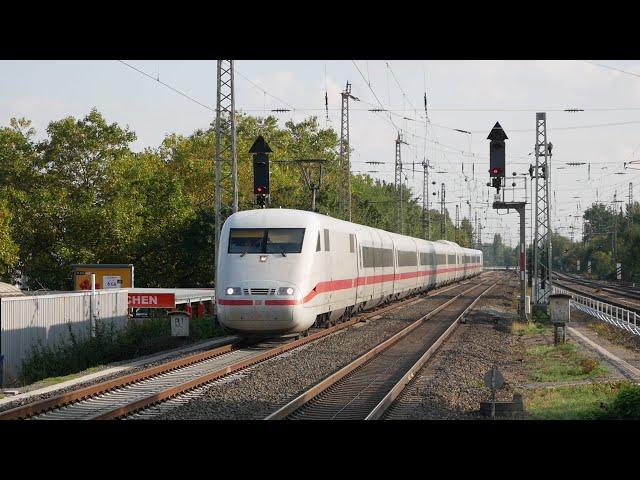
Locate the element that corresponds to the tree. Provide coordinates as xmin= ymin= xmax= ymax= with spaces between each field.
xmin=0 ymin=109 xmax=480 ymax=290
xmin=0 ymin=200 xmax=18 ymax=277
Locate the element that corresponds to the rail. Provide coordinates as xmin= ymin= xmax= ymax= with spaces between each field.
xmin=0 ymin=278 xmax=478 ymax=420
xmin=265 ymin=275 xmax=500 ymax=420
xmin=553 ymin=285 xmax=640 ymax=337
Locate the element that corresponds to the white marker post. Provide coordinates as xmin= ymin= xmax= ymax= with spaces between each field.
xmin=90 ymin=273 xmax=96 ymax=337
xmin=617 ymin=263 xmax=622 ymax=281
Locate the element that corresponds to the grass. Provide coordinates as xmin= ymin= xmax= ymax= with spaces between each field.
xmin=526 ymin=382 xmax=629 ymax=420
xmin=525 ymin=343 xmax=609 ymax=382
xmin=21 ymin=315 xmax=226 ymax=386
xmin=37 ymin=366 xmax=105 ymax=386
xmin=510 ymin=309 xmax=640 ymax=420
xmin=512 ymin=321 xmax=548 ymax=336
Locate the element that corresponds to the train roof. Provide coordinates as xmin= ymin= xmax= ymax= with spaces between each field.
xmin=226 ymin=209 xmax=481 ymax=252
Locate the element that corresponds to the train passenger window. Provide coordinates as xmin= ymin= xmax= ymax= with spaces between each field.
xmin=324 ymin=229 xmax=330 ymax=251
xmin=362 ymin=246 xmax=372 ymax=268
xmin=349 ymin=234 xmax=355 ymax=253
xmin=447 ymin=254 xmax=456 ymax=264
xmin=420 ymin=252 xmax=434 ymax=266
xmin=384 ymin=249 xmax=393 ymax=267
xmin=316 ymin=232 xmax=321 ymax=252
xmin=436 ymin=253 xmax=446 ymax=265
xmin=361 ymin=246 xmax=393 ymax=268
xmin=398 ymin=251 xmax=417 ymax=267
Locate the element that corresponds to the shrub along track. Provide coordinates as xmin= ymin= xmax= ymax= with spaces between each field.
xmin=0 ymin=277 xmax=485 ymax=420
xmin=265 ymin=274 xmax=501 ymax=420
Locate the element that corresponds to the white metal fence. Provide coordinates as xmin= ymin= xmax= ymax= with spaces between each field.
xmin=553 ymin=286 xmax=640 ymax=337
xmin=0 ymin=290 xmax=128 ymax=386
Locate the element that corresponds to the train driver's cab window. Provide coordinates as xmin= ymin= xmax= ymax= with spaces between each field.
xmin=228 ymin=228 xmax=305 ymax=254
xmin=228 ymin=229 xmax=264 ymax=253
xmin=324 ymin=229 xmax=330 ymax=251
xmin=316 ymin=232 xmax=321 ymax=251
xmin=265 ymin=229 xmax=305 ymax=253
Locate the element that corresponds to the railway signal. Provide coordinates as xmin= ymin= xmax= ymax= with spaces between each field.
xmin=487 ymin=122 xmax=508 ymax=193
xmin=488 ymin=121 xmax=527 ymax=322
xmin=249 ymin=135 xmax=272 ymax=207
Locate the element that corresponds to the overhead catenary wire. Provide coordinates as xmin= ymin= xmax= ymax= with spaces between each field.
xmin=118 ymin=60 xmax=216 ymax=113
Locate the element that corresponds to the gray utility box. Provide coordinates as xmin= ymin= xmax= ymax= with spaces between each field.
xmin=548 ymin=293 xmax=572 ymax=345
xmin=169 ymin=311 xmax=190 ymax=337
xmin=549 ymin=293 xmax=572 ymax=324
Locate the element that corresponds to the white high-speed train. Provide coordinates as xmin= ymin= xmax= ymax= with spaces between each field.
xmin=216 ymin=209 xmax=483 ymax=335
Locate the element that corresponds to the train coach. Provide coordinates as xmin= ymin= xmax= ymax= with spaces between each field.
xmin=216 ymin=208 xmax=483 ymax=335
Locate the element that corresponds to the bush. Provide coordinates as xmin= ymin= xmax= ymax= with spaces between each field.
xmin=608 ymin=384 xmax=640 ymax=419
xmin=580 ymin=358 xmax=599 ymax=374
xmin=21 ymin=315 xmax=225 ymax=385
xmin=531 ymin=308 xmax=550 ymax=325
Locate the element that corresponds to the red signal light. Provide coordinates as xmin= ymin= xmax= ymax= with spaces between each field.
xmin=256 ymin=186 xmax=264 ymax=193
xmin=490 ymin=167 xmax=501 ymax=175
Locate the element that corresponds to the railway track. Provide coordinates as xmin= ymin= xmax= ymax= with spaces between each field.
xmin=0 ymin=277 xmax=484 ymax=420
xmin=265 ymin=275 xmax=499 ymax=420
xmin=554 ymin=271 xmax=640 ymax=313
xmin=555 ymin=272 xmax=640 ymax=300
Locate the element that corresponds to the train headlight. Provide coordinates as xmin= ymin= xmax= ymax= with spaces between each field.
xmin=225 ymin=287 xmax=242 ymax=296
xmin=276 ymin=287 xmax=296 ymax=296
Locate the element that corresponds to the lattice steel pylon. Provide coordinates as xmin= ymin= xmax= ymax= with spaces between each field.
xmin=338 ymin=82 xmax=358 ymax=221
xmin=629 ymin=182 xmax=634 ymax=225
xmin=532 ymin=112 xmax=553 ymax=305
xmin=440 ymin=183 xmax=446 ymax=240
xmin=455 ymin=204 xmax=460 ymax=243
xmin=214 ymin=60 xmax=238 ymax=285
xmin=395 ymin=133 xmax=407 ymax=234
xmin=422 ymin=159 xmax=430 ymax=240
xmin=474 ymin=211 xmax=478 ymax=248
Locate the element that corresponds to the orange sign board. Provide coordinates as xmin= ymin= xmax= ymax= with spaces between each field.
xmin=72 ymin=264 xmax=134 ymax=291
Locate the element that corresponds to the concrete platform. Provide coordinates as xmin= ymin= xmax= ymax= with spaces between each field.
xmin=567 ymin=324 xmax=640 ymax=381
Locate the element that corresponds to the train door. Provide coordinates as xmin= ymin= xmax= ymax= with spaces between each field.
xmin=356 ymin=230 xmax=371 ymax=308
xmin=352 ymin=232 xmax=360 ymax=307
xmin=381 ymin=230 xmax=394 ymax=302
xmin=371 ymin=230 xmax=381 ymax=303
xmin=323 ymin=228 xmax=333 ymax=309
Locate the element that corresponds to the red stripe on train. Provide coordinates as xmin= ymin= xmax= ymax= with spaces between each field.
xmin=218 ymin=299 xmax=254 ymax=306
xmin=219 ymin=264 xmax=482 ymax=306
xmin=265 ymin=299 xmax=301 ymax=306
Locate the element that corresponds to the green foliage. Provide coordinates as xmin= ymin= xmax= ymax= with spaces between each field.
xmin=480 ymin=233 xmax=518 ymax=267
xmin=526 ymin=382 xmax=628 ymax=420
xmin=21 ymin=316 xmax=225 ymax=385
xmin=525 ymin=343 xmax=609 ymax=383
xmin=532 ymin=308 xmax=550 ymax=324
xmin=553 ymin=201 xmax=640 ymax=282
xmin=1 ymin=110 xmax=475 ymax=289
xmin=606 ymin=384 xmax=640 ymax=419
xmin=0 ymin=200 xmax=18 ymax=275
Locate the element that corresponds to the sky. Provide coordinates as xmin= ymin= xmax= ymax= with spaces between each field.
xmin=2 ymin=59 xmax=640 ymax=248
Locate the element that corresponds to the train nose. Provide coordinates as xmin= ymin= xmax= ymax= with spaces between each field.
xmin=217 ymin=282 xmax=307 ymax=333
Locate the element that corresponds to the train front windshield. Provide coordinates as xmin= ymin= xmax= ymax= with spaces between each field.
xmin=228 ymin=228 xmax=305 ymax=254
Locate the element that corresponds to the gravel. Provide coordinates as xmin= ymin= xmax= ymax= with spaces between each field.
xmin=154 ymin=280 xmax=488 ymax=420
xmin=384 ymin=274 xmax=528 ymax=420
